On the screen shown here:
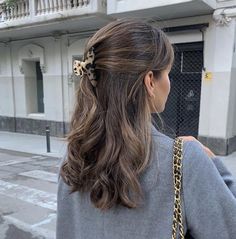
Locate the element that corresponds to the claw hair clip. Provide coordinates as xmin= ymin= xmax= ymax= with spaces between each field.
xmin=73 ymin=47 xmax=97 ymax=87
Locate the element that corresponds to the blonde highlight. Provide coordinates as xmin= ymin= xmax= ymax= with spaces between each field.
xmin=60 ymin=19 xmax=174 ymax=211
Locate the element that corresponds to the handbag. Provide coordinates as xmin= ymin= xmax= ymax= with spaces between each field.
xmin=171 ymin=138 xmax=194 ymax=239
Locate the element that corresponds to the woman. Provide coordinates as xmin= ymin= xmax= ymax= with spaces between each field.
xmin=56 ymin=19 xmax=236 ymax=239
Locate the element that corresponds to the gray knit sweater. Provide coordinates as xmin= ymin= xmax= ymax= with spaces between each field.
xmin=56 ymin=125 xmax=236 ymax=239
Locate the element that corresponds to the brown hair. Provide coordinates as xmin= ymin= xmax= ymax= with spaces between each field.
xmin=60 ymin=19 xmax=174 ymax=211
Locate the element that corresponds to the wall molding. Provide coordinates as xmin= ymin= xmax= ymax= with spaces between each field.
xmin=18 ymin=43 xmax=46 ymax=74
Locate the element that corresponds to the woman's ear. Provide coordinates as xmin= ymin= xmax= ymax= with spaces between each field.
xmin=144 ymin=71 xmax=155 ymax=98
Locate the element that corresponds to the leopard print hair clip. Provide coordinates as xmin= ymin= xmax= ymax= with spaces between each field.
xmin=73 ymin=47 xmax=97 ymax=87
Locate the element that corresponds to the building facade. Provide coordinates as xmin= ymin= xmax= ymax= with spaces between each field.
xmin=0 ymin=0 xmax=236 ymax=155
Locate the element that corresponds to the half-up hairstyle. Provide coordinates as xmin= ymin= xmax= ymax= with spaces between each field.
xmin=60 ymin=19 xmax=174 ymax=211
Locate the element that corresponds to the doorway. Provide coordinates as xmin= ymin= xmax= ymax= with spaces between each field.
xmin=36 ymin=61 xmax=44 ymax=113
xmin=157 ymin=42 xmax=203 ymax=138
xmin=24 ymin=60 xmax=44 ymax=114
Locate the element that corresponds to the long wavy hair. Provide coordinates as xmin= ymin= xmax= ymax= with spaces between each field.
xmin=60 ymin=19 xmax=174 ymax=211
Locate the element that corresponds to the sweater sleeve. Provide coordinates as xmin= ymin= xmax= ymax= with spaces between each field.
xmin=182 ymin=141 xmax=236 ymax=239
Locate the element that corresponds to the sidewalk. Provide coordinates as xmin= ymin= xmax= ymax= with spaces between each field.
xmin=0 ymin=131 xmax=67 ymax=158
xmin=0 ymin=130 xmax=236 ymax=176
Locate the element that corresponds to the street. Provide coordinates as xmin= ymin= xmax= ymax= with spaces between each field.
xmin=0 ymin=150 xmax=59 ymax=239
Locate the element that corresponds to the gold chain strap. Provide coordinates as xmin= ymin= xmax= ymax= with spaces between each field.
xmin=172 ymin=137 xmax=185 ymax=239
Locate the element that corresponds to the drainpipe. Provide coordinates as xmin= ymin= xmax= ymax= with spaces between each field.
xmin=9 ymin=41 xmax=16 ymax=131
xmin=59 ymin=35 xmax=66 ymax=136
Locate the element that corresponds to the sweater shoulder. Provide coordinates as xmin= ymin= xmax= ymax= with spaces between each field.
xmin=151 ymin=126 xmax=175 ymax=151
